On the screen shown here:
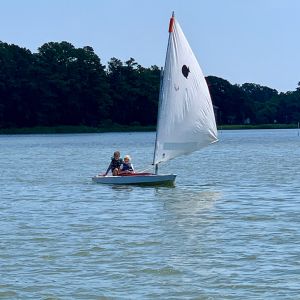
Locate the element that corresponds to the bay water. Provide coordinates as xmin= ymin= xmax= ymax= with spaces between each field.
xmin=1 ymin=129 xmax=299 ymax=299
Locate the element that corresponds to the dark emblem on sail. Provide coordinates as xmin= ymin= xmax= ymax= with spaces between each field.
xmin=182 ymin=65 xmax=190 ymax=78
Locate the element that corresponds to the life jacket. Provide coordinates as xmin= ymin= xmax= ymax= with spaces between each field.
xmin=110 ymin=158 xmax=123 ymax=169
xmin=121 ymin=162 xmax=133 ymax=171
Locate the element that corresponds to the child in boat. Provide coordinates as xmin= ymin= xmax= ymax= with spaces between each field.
xmin=119 ymin=155 xmax=134 ymax=175
xmin=103 ymin=151 xmax=123 ymax=176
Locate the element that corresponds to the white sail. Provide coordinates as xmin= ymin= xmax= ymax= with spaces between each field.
xmin=153 ymin=15 xmax=218 ymax=165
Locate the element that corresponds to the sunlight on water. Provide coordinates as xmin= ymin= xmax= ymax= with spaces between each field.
xmin=0 ymin=129 xmax=299 ymax=299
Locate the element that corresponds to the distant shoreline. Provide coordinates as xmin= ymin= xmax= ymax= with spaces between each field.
xmin=0 ymin=124 xmax=298 ymax=135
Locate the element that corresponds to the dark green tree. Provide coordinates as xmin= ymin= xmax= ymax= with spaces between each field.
xmin=274 ymin=91 xmax=300 ymax=123
xmin=0 ymin=42 xmax=36 ymax=127
xmin=206 ymin=76 xmax=253 ymax=124
xmin=34 ymin=42 xmax=110 ymax=126
xmin=107 ymin=57 xmax=160 ymax=126
xmin=240 ymin=83 xmax=278 ymax=124
xmin=0 ymin=40 xmax=299 ymax=129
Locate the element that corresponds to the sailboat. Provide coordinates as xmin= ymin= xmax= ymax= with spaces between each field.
xmin=92 ymin=13 xmax=218 ymax=185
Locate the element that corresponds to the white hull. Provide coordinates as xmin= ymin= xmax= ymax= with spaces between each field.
xmin=92 ymin=174 xmax=176 ymax=185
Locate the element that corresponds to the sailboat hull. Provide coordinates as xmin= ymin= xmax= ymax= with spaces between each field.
xmin=92 ymin=173 xmax=176 ymax=185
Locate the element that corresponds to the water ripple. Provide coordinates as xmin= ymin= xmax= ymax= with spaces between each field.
xmin=1 ymin=130 xmax=300 ymax=299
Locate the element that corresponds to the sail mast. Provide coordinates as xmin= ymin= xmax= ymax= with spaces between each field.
xmin=153 ymin=67 xmax=163 ymax=174
xmin=152 ymin=12 xmax=175 ymax=173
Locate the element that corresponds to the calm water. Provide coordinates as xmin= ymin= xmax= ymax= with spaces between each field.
xmin=1 ymin=129 xmax=300 ymax=299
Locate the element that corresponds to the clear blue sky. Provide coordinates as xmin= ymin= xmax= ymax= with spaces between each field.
xmin=1 ymin=0 xmax=299 ymax=92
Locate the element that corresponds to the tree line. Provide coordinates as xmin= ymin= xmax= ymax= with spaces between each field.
xmin=0 ymin=41 xmax=299 ymax=129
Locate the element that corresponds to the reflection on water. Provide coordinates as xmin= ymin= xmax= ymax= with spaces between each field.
xmin=111 ymin=185 xmax=135 ymax=192
xmin=157 ymin=187 xmax=221 ymax=215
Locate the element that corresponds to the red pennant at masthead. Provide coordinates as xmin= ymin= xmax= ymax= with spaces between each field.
xmin=168 ymin=12 xmax=175 ymax=32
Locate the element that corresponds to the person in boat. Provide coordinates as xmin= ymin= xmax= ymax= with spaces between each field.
xmin=119 ymin=155 xmax=134 ymax=175
xmin=103 ymin=151 xmax=123 ymax=176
